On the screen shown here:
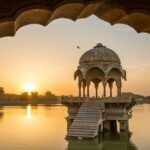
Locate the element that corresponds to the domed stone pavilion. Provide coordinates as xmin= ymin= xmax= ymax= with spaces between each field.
xmin=74 ymin=43 xmax=126 ymax=98
xmin=62 ymin=43 xmax=133 ymax=139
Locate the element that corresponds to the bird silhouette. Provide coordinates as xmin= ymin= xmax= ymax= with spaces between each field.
xmin=77 ymin=46 xmax=80 ymax=49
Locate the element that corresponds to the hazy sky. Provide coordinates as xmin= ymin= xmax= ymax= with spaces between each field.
xmin=0 ymin=16 xmax=150 ymax=96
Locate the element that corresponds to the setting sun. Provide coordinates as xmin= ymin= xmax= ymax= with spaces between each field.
xmin=24 ymin=83 xmax=34 ymax=92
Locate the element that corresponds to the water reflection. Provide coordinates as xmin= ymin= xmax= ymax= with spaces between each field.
xmin=26 ymin=105 xmax=31 ymax=120
xmin=67 ymin=131 xmax=138 ymax=150
xmin=0 ymin=106 xmax=4 ymax=120
xmin=0 ymin=105 xmax=149 ymax=150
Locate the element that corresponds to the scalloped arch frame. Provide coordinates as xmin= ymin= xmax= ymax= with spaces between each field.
xmin=0 ymin=0 xmax=150 ymax=37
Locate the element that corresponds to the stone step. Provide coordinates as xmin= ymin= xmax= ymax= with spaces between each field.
xmin=73 ymin=122 xmax=99 ymax=125
xmin=67 ymin=101 xmax=104 ymax=139
xmin=76 ymin=115 xmax=99 ymax=118
xmin=76 ymin=113 xmax=99 ymax=115
xmin=80 ymin=104 xmax=101 ymax=106
xmin=74 ymin=120 xmax=99 ymax=122
xmin=71 ymin=123 xmax=97 ymax=126
xmin=79 ymin=108 xmax=100 ymax=112
xmin=70 ymin=127 xmax=97 ymax=130
xmin=68 ymin=132 xmax=95 ymax=136
xmin=77 ymin=112 xmax=99 ymax=114
xmin=68 ymin=131 xmax=95 ymax=136
xmin=77 ymin=113 xmax=100 ymax=116
xmin=75 ymin=118 xmax=100 ymax=120
xmin=77 ymin=114 xmax=99 ymax=117
xmin=75 ymin=117 xmax=100 ymax=119
xmin=78 ymin=112 xmax=100 ymax=114
xmin=76 ymin=115 xmax=100 ymax=118
xmin=73 ymin=120 xmax=99 ymax=123
xmin=69 ymin=126 xmax=97 ymax=130
xmin=82 ymin=102 xmax=100 ymax=103
xmin=81 ymin=105 xmax=104 ymax=108
xmin=69 ymin=129 xmax=96 ymax=133
xmin=72 ymin=122 xmax=99 ymax=126
xmin=67 ymin=135 xmax=95 ymax=138
xmin=67 ymin=133 xmax=95 ymax=138
xmin=81 ymin=106 xmax=104 ymax=108
xmin=72 ymin=123 xmax=98 ymax=126
xmin=74 ymin=118 xmax=99 ymax=121
xmin=69 ymin=129 xmax=96 ymax=132
xmin=78 ymin=111 xmax=99 ymax=113
xmin=81 ymin=106 xmax=101 ymax=108
xmin=76 ymin=116 xmax=100 ymax=118
xmin=73 ymin=119 xmax=100 ymax=122
xmin=75 ymin=117 xmax=99 ymax=119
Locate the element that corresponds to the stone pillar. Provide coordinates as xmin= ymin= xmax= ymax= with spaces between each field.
xmin=82 ymin=81 xmax=86 ymax=97
xmin=103 ymin=86 xmax=106 ymax=97
xmin=110 ymin=120 xmax=117 ymax=131
xmin=116 ymin=80 xmax=122 ymax=97
xmin=78 ymin=81 xmax=81 ymax=97
xmin=87 ymin=86 xmax=90 ymax=97
xmin=119 ymin=120 xmax=129 ymax=132
xmin=117 ymin=86 xmax=121 ymax=97
xmin=103 ymin=120 xmax=111 ymax=131
xmin=98 ymin=124 xmax=103 ymax=133
xmin=66 ymin=117 xmax=73 ymax=131
xmin=108 ymin=82 xmax=113 ymax=97
xmin=94 ymin=82 xmax=99 ymax=99
xmin=86 ymin=81 xmax=90 ymax=98
xmin=103 ymin=80 xmax=107 ymax=97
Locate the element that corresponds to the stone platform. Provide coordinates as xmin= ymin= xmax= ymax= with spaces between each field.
xmin=62 ymin=96 xmax=132 ymax=139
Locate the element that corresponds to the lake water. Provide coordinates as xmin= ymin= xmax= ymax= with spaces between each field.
xmin=0 ymin=104 xmax=149 ymax=150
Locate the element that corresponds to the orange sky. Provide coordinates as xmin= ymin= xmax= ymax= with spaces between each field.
xmin=0 ymin=16 xmax=149 ymax=96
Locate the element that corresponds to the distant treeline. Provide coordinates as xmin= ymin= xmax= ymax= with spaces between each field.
xmin=121 ymin=92 xmax=150 ymax=104
xmin=0 ymin=87 xmax=61 ymax=106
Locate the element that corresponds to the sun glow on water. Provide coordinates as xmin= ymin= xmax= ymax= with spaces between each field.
xmin=27 ymin=105 xmax=31 ymax=120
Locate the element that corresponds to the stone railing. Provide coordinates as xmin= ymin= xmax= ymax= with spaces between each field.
xmin=61 ymin=96 xmax=85 ymax=103
xmin=61 ymin=96 xmax=132 ymax=104
xmin=101 ymin=96 xmax=131 ymax=103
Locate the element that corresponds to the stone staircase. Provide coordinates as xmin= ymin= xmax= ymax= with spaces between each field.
xmin=67 ymin=101 xmax=104 ymax=139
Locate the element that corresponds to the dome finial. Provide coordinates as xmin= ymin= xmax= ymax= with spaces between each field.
xmin=94 ymin=43 xmax=104 ymax=48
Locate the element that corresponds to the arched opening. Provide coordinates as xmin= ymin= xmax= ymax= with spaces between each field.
xmin=88 ymin=78 xmax=101 ymax=99
xmin=105 ymin=82 xmax=109 ymax=97
xmin=89 ymin=81 xmax=95 ymax=98
xmin=91 ymin=78 xmax=101 ymax=99
xmin=107 ymin=68 xmax=122 ymax=97
xmin=107 ymin=78 xmax=116 ymax=97
xmin=86 ymin=67 xmax=105 ymax=79
xmin=113 ymin=81 xmax=118 ymax=97
xmin=85 ymin=67 xmax=105 ymax=99
xmin=74 ymin=70 xmax=83 ymax=80
xmin=108 ymin=68 xmax=122 ymax=79
xmin=74 ymin=70 xmax=84 ymax=97
xmin=98 ymin=82 xmax=103 ymax=98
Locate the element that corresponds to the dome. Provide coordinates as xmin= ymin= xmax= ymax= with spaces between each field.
xmin=79 ymin=43 xmax=121 ymax=65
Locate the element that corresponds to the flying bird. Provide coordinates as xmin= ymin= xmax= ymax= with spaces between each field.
xmin=77 ymin=46 xmax=80 ymax=49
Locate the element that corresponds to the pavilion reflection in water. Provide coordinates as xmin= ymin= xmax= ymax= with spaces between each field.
xmin=67 ymin=131 xmax=137 ymax=150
